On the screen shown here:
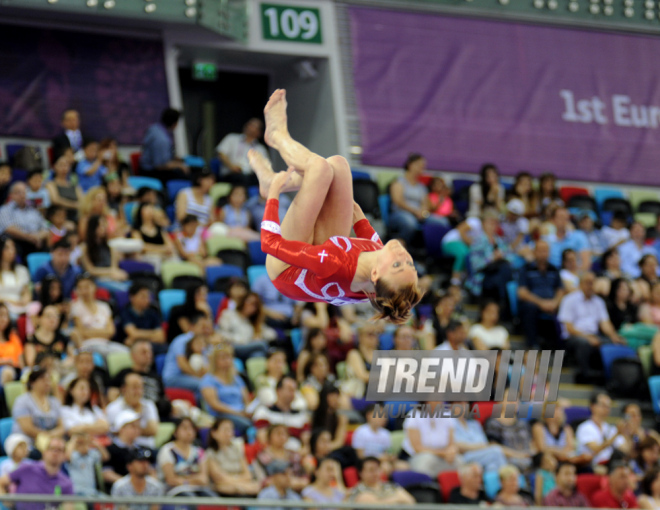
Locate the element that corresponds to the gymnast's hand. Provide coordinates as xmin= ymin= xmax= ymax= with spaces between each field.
xmin=268 ymin=166 xmax=296 ymax=199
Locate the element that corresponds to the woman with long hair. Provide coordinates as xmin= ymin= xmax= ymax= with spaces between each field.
xmin=250 ymin=89 xmax=422 ymax=324
xmin=469 ymin=300 xmax=510 ymax=350
xmin=536 ymin=173 xmax=563 ymax=217
xmin=296 ymin=328 xmax=328 ymax=383
xmin=175 ymin=168 xmax=215 ymax=226
xmin=606 ymin=278 xmax=638 ymax=331
xmin=254 ymin=423 xmax=309 ymax=491
xmin=132 ymin=203 xmax=177 ymax=272
xmin=638 ymin=467 xmax=660 ymax=510
xmin=46 ymin=154 xmax=82 ymax=221
xmin=25 ymin=305 xmax=70 ymax=369
xmin=510 ymin=171 xmax=537 ymax=218
xmin=0 ymin=237 xmax=31 ymax=318
xmin=343 ymin=324 xmax=378 ymax=398
xmin=468 ymin=163 xmax=505 ymax=218
xmin=301 ymin=353 xmax=336 ymax=411
xmin=311 ymin=383 xmax=348 ymax=451
xmin=80 ymin=214 xmax=130 ymax=291
xmin=61 ymin=377 xmax=109 ymax=436
xmin=78 ymin=186 xmax=128 ymax=240
xmin=0 ymin=302 xmax=23 ymax=383
xmin=168 ymin=283 xmax=215 ymax=343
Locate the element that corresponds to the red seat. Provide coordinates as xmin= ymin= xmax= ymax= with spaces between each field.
xmin=164 ymin=387 xmax=197 ymax=407
xmin=344 ymin=429 xmax=354 ymax=446
xmin=438 ymin=471 xmax=460 ymax=502
xmin=559 ymin=186 xmax=589 ymax=204
xmin=474 ymin=401 xmax=496 ymax=425
xmin=576 ymin=473 xmax=606 ymax=505
xmin=343 ymin=466 xmax=359 ymax=488
xmin=418 ymin=175 xmax=432 ymax=186
xmin=130 ymin=152 xmax=141 ymax=174
xmin=47 ymin=147 xmax=54 ymax=166
xmin=16 ymin=315 xmax=27 ymax=343
xmin=244 ymin=442 xmax=264 ymax=464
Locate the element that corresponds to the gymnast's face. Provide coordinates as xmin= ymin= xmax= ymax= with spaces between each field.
xmin=373 ymin=240 xmax=418 ymax=287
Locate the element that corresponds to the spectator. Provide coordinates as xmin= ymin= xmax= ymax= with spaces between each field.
xmin=80 ymin=215 xmax=130 ymax=293
xmin=442 ymin=217 xmax=483 ymax=285
xmin=484 ymin=393 xmax=534 ymax=472
xmin=494 ymin=464 xmax=531 ymax=506
xmin=352 ymin=404 xmax=399 ymax=472
xmin=34 ymin=240 xmax=80 ymax=300
xmin=252 ymin=375 xmax=310 ymax=451
xmin=99 ymin=138 xmax=131 ymax=186
xmin=119 ymin=283 xmax=165 ymax=352
xmin=389 ymin=153 xmax=432 ymax=243
xmin=300 ymin=353 xmax=336 ymax=411
xmin=216 ymin=118 xmax=268 ymax=185
xmin=205 ymin=418 xmax=260 ymax=496
xmin=620 ymin=403 xmax=660 ymax=451
xmin=401 ymin=400 xmax=459 ymax=477
xmin=52 ymin=109 xmax=85 ymax=161
xmin=307 ymin=427 xmax=357 ymax=474
xmin=156 ymin=417 xmax=211 ymax=496
xmin=500 ymin=199 xmax=532 ymax=260
xmin=536 ymin=172 xmax=564 ymax=216
xmin=141 ymin=108 xmax=188 ymax=180
xmin=103 ymin=410 xmax=153 ymax=486
xmin=637 ymin=254 xmax=660 ymax=302
xmin=255 ymin=424 xmax=309 ymax=491
xmin=602 ymin=211 xmax=631 ymax=249
xmin=347 ymin=456 xmax=415 ymax=504
xmin=295 ymin=329 xmax=327 ymax=383
xmin=75 ymin=140 xmax=107 ymax=192
xmin=621 ymin=222 xmax=655 ymax=279
xmin=0 ymin=182 xmax=49 ymax=257
xmin=199 ymin=342 xmax=253 ymax=434
xmin=0 ymin=162 xmax=12 ymax=207
xmin=217 ymin=292 xmax=275 ymax=363
xmin=69 ymin=274 xmax=127 ymax=356
xmin=534 ymin=452 xmax=558 ymax=504
xmin=630 ymin=436 xmax=660 ymax=479
xmin=132 ymin=204 xmax=177 ymax=272
xmin=393 ymin=324 xmax=419 ymax=350
xmin=510 ymin=171 xmax=537 ymax=218
xmin=544 ymin=207 xmax=591 ymax=272
xmin=257 ymin=348 xmax=306 ymax=410
xmin=0 ymin=436 xmax=73 ymax=510
xmin=64 ymin=432 xmax=109 ymax=496
xmin=12 ymin=367 xmax=64 ymax=448
xmin=173 ymin=214 xmax=221 ymax=271
xmin=46 ymin=155 xmax=82 ymax=222
xmin=78 ymin=186 xmax=126 ymax=241
xmin=531 ymin=402 xmax=583 ymax=464
xmin=449 ymin=463 xmax=490 ymax=504
xmin=174 ymin=168 xmax=214 ymax=226
xmin=110 ymin=449 xmax=165 ymax=510
xmin=517 ymin=240 xmax=564 ymax=347
xmin=0 ymin=301 xmax=23 ymax=383
xmin=168 ymin=284 xmax=215 ymax=344
xmin=25 ymin=169 xmax=50 ymax=211
xmin=453 ymin=403 xmax=508 ymax=472
xmin=560 ymin=248 xmax=580 ymax=293
xmin=468 ymin=301 xmax=510 ymax=350
xmin=595 ymin=248 xmax=627 ymax=297
xmin=59 ymin=350 xmax=108 ymax=409
xmin=162 ymin=311 xmax=212 ymax=392
xmin=543 ymin=462 xmax=590 ymax=507
xmin=45 ymin=206 xmax=69 ymax=248
xmin=435 ymin=320 xmax=469 ymax=351
xmin=61 ymin=377 xmax=109 ymax=436
xmin=558 ymin=273 xmax=625 ymax=383
xmin=603 ymin=279 xmax=638 ymax=332
xmin=639 ymin=282 xmax=660 ymax=326
xmin=0 ymin=433 xmax=29 ymax=477
xmin=576 ymin=392 xmax=628 ymax=466
xmin=311 ymin=384 xmax=348 ymax=450
xmin=0 ymin=237 xmax=31 ymax=318
xmin=343 ymin=323 xmax=378 ymax=398
xmin=428 ymin=176 xmax=456 ymax=221
xmin=302 ymin=456 xmax=345 ymax=506
xmin=579 ymin=211 xmax=607 ymax=257
xmin=256 ymin=460 xmax=302 ymax=510
xmin=218 ymin=185 xmax=252 ymax=229
xmin=592 ymin=460 xmax=638 ymax=509
xmin=468 ymin=163 xmax=505 ymax=218
xmin=426 ymin=292 xmax=462 ymax=347
xmin=638 ymin=467 xmax=660 ymax=510
xmin=106 ymin=372 xmax=159 ymax=449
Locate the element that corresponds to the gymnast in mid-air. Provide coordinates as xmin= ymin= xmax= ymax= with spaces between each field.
xmin=250 ymin=89 xmax=422 ymax=324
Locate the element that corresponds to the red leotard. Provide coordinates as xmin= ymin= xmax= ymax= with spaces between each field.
xmin=260 ymin=198 xmax=383 ymax=306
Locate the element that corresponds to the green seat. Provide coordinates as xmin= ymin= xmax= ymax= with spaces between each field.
xmin=210 ymin=183 xmax=232 ymax=205
xmin=246 ymin=357 xmax=267 ymax=387
xmin=635 ymin=212 xmax=656 ymax=228
xmin=155 ymin=422 xmax=176 ymax=448
xmin=388 ymin=430 xmax=405 ymax=456
xmin=107 ymin=351 xmax=133 ymax=378
xmin=336 ymin=361 xmax=347 ymax=381
xmin=161 ymin=261 xmax=203 ymax=288
xmin=630 ymin=189 xmax=660 ymax=211
xmin=639 ymin=345 xmax=653 ymax=378
xmin=375 ymin=170 xmax=402 ymax=194
xmin=4 ymin=381 xmax=25 ymax=413
xmin=207 ymin=236 xmax=246 ymax=257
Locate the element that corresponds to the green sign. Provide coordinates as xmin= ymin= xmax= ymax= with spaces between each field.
xmin=193 ymin=62 xmax=218 ymax=81
xmin=261 ymin=4 xmax=322 ymax=44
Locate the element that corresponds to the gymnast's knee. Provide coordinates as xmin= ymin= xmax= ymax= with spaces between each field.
xmin=326 ymin=155 xmax=350 ymax=176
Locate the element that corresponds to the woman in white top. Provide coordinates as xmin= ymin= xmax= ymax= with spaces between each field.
xmin=0 ymin=237 xmax=31 ymax=318
xmin=61 ymin=377 xmax=109 ymax=436
xmin=559 ymin=248 xmax=580 ymax=293
xmin=639 ymin=467 xmax=660 ymax=510
xmin=469 ymin=301 xmax=510 ymax=350
xmin=175 ymin=170 xmax=215 ymax=226
xmin=467 ymin=164 xmax=505 ymax=218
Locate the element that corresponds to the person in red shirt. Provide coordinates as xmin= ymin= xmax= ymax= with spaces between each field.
xmin=592 ymin=461 xmax=638 ymax=509
xmin=249 ymin=89 xmax=422 ymax=324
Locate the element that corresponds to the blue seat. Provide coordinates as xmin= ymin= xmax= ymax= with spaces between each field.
xmin=158 ymin=289 xmax=186 ymax=320
xmin=291 ymin=328 xmax=303 ymax=354
xmin=247 ymin=265 xmax=268 ymax=289
xmin=0 ymin=418 xmax=13 ymax=455
xmin=128 ymin=176 xmax=163 ymax=192
xmin=378 ymin=194 xmax=390 ymax=227
xmin=600 ymin=344 xmax=637 ymax=380
xmin=507 ymin=281 xmax=519 ymax=317
xmin=248 ymin=240 xmax=267 ymax=265
xmin=483 ymin=470 xmax=527 ymax=500
xmin=155 ymin=354 xmax=166 ymax=377
xmin=352 ymin=170 xmax=372 ymax=180
xmin=392 ymin=471 xmax=433 ymax=488
xmin=166 ymin=180 xmax=191 ymax=202
xmin=119 ymin=260 xmax=155 ymax=275
xmin=422 ymin=222 xmax=451 ymax=259
xmin=452 ymin=179 xmax=475 ymax=193
xmin=166 ymin=205 xmax=175 ymax=224
xmin=93 ymin=352 xmax=105 ymax=369
xmin=184 ymin=155 xmax=206 ymax=168
xmin=124 ymin=202 xmax=138 ymax=227
xmin=248 ymin=186 xmax=260 ymax=199
xmin=27 ymin=252 xmax=51 ymax=282
xmin=234 ymin=358 xmax=245 ymax=374
xmin=595 ymin=188 xmax=625 ymax=211
xmin=564 ymin=406 xmax=591 ymax=425
xmin=206 ymin=264 xmax=245 ymax=288
xmin=379 ymin=331 xmax=394 ymax=350
xmin=209 ymin=157 xmax=221 ymax=177
xmin=649 ymin=376 xmax=660 ymax=415
xmin=207 ymin=291 xmax=225 ymax=321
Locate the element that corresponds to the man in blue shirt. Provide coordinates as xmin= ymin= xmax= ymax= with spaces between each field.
xmin=517 ymin=240 xmax=564 ymax=347
xmin=119 ymin=283 xmax=165 ymax=353
xmin=252 ymin=272 xmax=296 ymax=328
xmin=75 ymin=140 xmax=107 ymax=192
xmin=619 ymin=221 xmax=655 ymax=278
xmin=35 ymin=239 xmax=81 ymax=298
xmin=141 ymin=108 xmax=189 ymax=182
xmin=543 ymin=207 xmax=591 ymax=271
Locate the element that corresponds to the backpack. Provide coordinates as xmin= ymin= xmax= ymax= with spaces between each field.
xmin=13 ymin=147 xmax=43 ymax=171
xmin=606 ymin=358 xmax=649 ymax=399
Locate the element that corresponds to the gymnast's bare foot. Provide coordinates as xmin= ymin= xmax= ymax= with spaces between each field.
xmin=248 ymin=149 xmax=275 ymax=199
xmin=264 ymin=89 xmax=289 ymax=150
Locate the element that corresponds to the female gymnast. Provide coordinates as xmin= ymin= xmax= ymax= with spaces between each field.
xmin=249 ymin=89 xmax=422 ymax=324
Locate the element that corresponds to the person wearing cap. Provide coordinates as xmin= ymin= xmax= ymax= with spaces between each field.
xmin=501 ymin=198 xmax=532 ymax=259
xmin=111 ymin=448 xmax=165 ymax=510
xmin=592 ymin=460 xmax=639 ymax=508
xmin=577 ymin=210 xmax=607 ymax=257
xmin=0 ymin=433 xmax=29 ymax=476
xmin=256 ymin=460 xmax=302 ymax=510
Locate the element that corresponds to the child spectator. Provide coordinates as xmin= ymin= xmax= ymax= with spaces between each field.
xmin=185 ymin=334 xmax=208 ymax=374
xmin=602 ymin=211 xmax=631 ymax=249
xmin=215 ymin=278 xmax=249 ymax=320
xmin=25 ymin=169 xmax=50 ymax=211
xmin=45 ymin=205 xmax=69 ymax=247
xmin=578 ymin=211 xmax=606 ymax=257
xmin=534 ymin=452 xmax=558 ymax=505
xmin=352 ymin=404 xmax=406 ymax=475
xmin=0 ymin=434 xmax=30 ymax=476
xmin=428 ymin=177 xmax=455 ymax=221
xmin=0 ymin=302 xmax=23 ymax=384
xmin=65 ymin=432 xmax=109 ymax=496
xmin=119 ymin=283 xmax=165 ymax=353
xmin=76 ymin=140 xmax=107 ymax=192
xmin=173 ymin=214 xmax=221 ymax=271
xmin=219 ymin=185 xmax=252 ymax=228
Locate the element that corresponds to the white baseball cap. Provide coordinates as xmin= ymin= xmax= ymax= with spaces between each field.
xmin=113 ymin=409 xmax=141 ymax=433
xmin=506 ymin=198 xmax=525 ymax=216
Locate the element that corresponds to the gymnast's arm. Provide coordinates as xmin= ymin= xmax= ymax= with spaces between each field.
xmin=352 ymin=202 xmax=383 ymax=247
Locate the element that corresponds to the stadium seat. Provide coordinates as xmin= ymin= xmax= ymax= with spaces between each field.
xmin=216 ymin=249 xmax=250 ymax=272
xmin=600 ymin=344 xmax=637 ymax=380
xmin=161 ymin=261 xmax=202 ymax=288
xmin=106 ymin=352 xmax=133 ymax=378
xmin=351 ymin=169 xmax=371 ymax=180
xmin=155 ymin=422 xmax=176 ymax=448
xmin=422 ymin=222 xmax=451 ymax=260
xmin=564 ymin=406 xmax=591 ymax=426
xmin=438 ymin=471 xmax=460 ymax=502
xmin=649 ymin=376 xmax=660 ymax=415
xmin=336 ymin=362 xmax=347 ymax=380
xmin=124 ymin=202 xmax=138 ymax=227
xmin=166 ymin=180 xmax=191 ymax=203
xmin=128 ymin=176 xmax=163 ymax=192
xmin=206 ymin=236 xmax=246 ymax=257
xmin=209 ymin=157 xmax=221 ymax=177
xmin=474 ymin=401 xmax=496 ymax=425
xmin=576 ymin=473 xmax=606 ymax=505
xmin=184 ymin=155 xmax=206 ymax=169
xmin=602 ymin=197 xmax=633 ymax=218
xmin=206 ymin=264 xmax=245 ymax=288
xmin=388 ymin=430 xmax=405 ymax=457
xmin=353 ymin=179 xmax=381 ymax=218
xmin=164 ymin=388 xmax=197 ymax=407
xmin=247 ymin=240 xmax=267 ymax=265
xmin=234 ymin=358 xmax=245 ymax=374
xmin=594 ymin=188 xmax=625 ymax=211
xmin=639 ymin=345 xmax=653 ymax=378
xmin=119 ymin=260 xmax=155 ymax=275
xmin=451 ymin=179 xmax=476 ymax=194
xmin=375 ymin=170 xmax=401 ymax=194
xmin=3 ymin=382 xmax=25 ymax=413
xmin=207 ymin=292 xmax=225 ymax=322
xmin=291 ymin=328 xmax=303 ymax=354
xmin=343 ymin=467 xmax=360 ymax=488
xmin=247 ymin=265 xmax=268 ymax=289
xmin=158 ymin=289 xmax=186 ymax=320
xmin=210 ymin=183 xmax=232 ymax=205
xmin=630 ymin=190 xmax=660 ymax=211
xmin=483 ymin=470 xmax=527 ymax=500
xmin=130 ymin=152 xmax=141 ymax=173
xmin=506 ymin=281 xmax=518 ymax=317
xmin=26 ymin=252 xmax=51 ymax=282
xmin=0 ymin=418 xmax=13 ymax=455
xmin=378 ymin=194 xmax=391 ymax=227
xmin=567 ymin=194 xmax=598 ymax=213
xmin=559 ymin=186 xmax=589 ymax=204
xmin=246 ymin=357 xmax=267 ymax=387
xmin=379 ymin=331 xmax=394 ymax=350
xmin=635 ymin=212 xmax=656 ymax=228
xmin=155 ymin=354 xmax=166 ymax=377
xmin=638 ymin=201 xmax=660 ymax=215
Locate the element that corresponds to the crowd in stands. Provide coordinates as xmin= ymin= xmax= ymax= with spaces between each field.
xmin=1 ymin=107 xmax=660 ymax=509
